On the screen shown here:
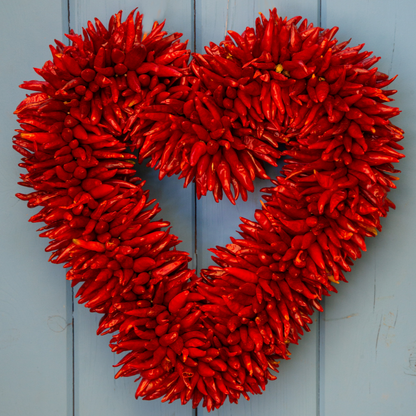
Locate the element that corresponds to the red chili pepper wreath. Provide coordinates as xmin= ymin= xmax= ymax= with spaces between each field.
xmin=13 ymin=8 xmax=403 ymax=411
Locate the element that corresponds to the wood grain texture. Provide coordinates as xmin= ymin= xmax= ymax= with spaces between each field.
xmin=196 ymin=1 xmax=320 ymax=415
xmin=68 ymin=1 xmax=194 ymax=415
xmin=0 ymin=1 xmax=72 ymax=415
xmin=322 ymin=1 xmax=416 ymax=414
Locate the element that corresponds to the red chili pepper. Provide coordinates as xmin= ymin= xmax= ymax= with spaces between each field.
xmin=72 ymin=238 xmax=105 ymax=252
xmin=316 ymin=80 xmax=330 ymax=102
xmin=225 ymin=267 xmax=258 ymax=284
xmin=307 ymin=243 xmax=326 ymax=270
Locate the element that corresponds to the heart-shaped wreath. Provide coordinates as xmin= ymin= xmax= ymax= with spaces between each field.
xmin=13 ymin=8 xmax=403 ymax=411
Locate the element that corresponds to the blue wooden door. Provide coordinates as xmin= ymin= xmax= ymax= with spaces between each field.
xmin=1 ymin=1 xmax=415 ymax=415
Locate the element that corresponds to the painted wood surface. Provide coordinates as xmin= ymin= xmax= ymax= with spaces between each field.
xmin=196 ymin=2 xmax=320 ymax=415
xmin=321 ymin=1 xmax=416 ymax=415
xmin=1 ymin=1 xmax=415 ymax=416
xmin=67 ymin=2 xmax=195 ymax=416
xmin=0 ymin=2 xmax=72 ymax=416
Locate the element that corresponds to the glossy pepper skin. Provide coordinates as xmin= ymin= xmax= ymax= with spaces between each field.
xmin=14 ymin=8 xmax=403 ymax=413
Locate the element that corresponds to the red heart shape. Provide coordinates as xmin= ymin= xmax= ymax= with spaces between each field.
xmin=13 ymin=8 xmax=403 ymax=411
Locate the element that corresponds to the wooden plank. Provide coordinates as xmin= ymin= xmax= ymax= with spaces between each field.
xmin=196 ymin=1 xmax=320 ymax=415
xmin=322 ymin=0 xmax=416 ymax=414
xmin=0 ymin=1 xmax=72 ymax=415
xmin=69 ymin=1 xmax=195 ymax=415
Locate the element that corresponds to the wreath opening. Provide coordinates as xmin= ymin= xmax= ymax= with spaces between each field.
xmin=13 ymin=8 xmax=403 ymax=411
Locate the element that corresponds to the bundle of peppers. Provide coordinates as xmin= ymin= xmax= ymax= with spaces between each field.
xmin=13 ymin=8 xmax=403 ymax=411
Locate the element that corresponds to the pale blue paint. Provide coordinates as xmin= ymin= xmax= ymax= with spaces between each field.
xmin=321 ymin=1 xmax=416 ymax=415
xmin=0 ymin=2 xmax=72 ymax=416
xmin=1 ymin=1 xmax=415 ymax=415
